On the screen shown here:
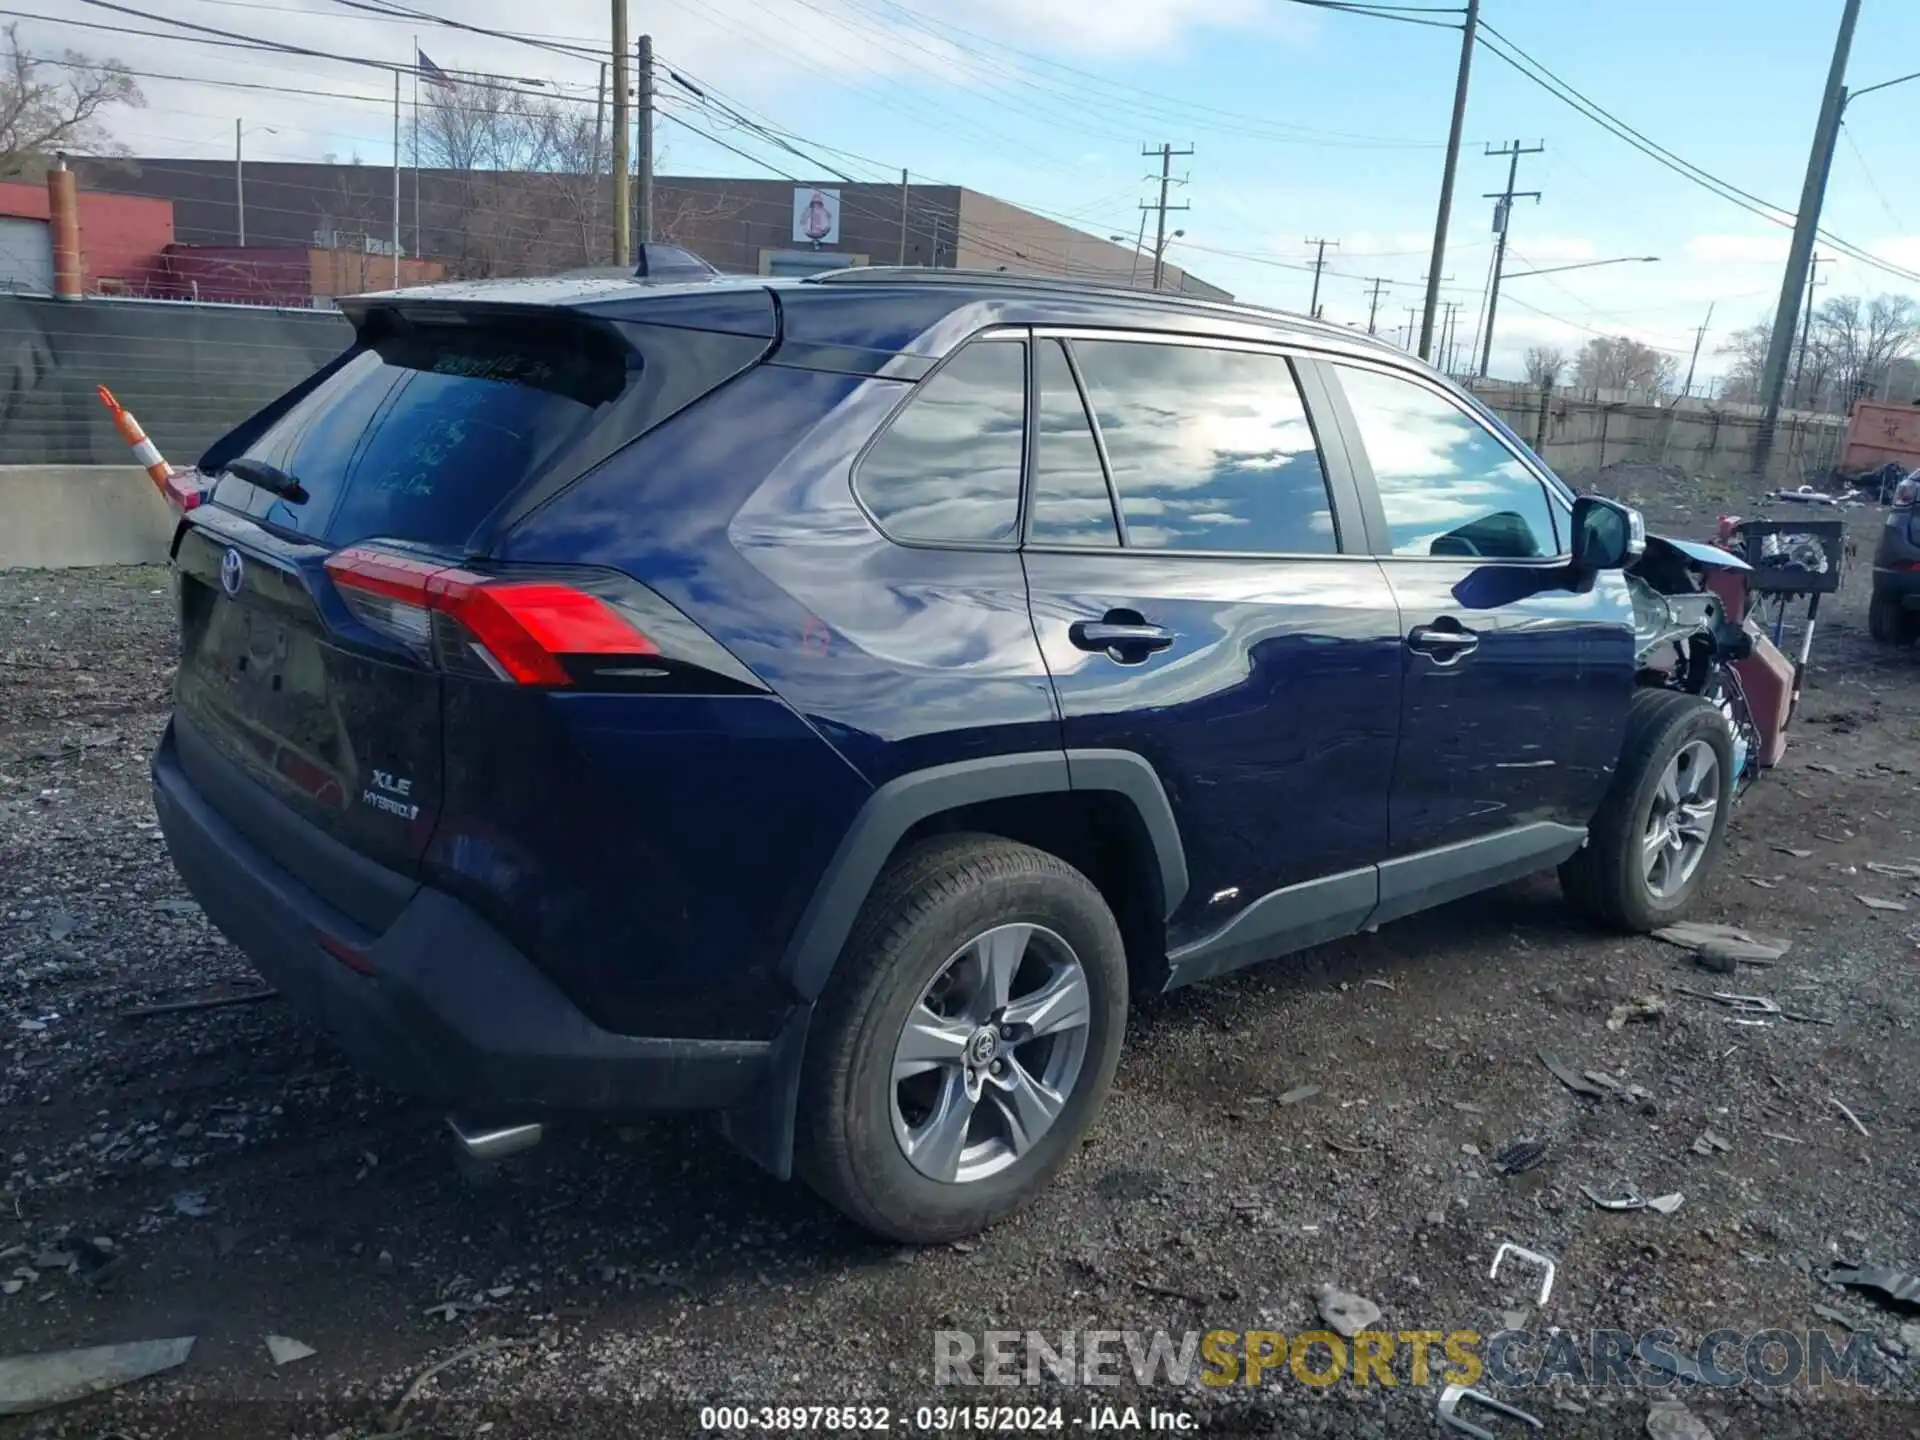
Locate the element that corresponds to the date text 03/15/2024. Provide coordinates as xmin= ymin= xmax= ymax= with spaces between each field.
xmin=697 ymin=1404 xmax=1195 ymax=1432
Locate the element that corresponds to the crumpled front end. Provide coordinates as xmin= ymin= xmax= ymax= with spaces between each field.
xmin=1626 ymin=533 xmax=1790 ymax=795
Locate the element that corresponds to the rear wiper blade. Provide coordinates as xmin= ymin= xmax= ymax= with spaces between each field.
xmin=220 ymin=457 xmax=308 ymax=504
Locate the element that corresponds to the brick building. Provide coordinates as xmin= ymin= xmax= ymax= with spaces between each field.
xmin=70 ymin=159 xmax=1229 ymax=299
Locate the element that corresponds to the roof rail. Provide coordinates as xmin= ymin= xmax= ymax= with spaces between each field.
xmin=801 ymin=266 xmax=1393 ymax=352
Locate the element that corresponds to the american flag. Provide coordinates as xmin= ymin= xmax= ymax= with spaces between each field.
xmin=416 ymin=48 xmax=452 ymax=87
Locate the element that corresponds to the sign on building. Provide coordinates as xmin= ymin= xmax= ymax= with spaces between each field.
xmin=792 ymin=187 xmax=841 ymax=246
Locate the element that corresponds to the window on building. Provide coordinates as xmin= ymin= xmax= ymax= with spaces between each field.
xmin=1069 ymin=339 xmax=1337 ymax=554
xmin=1335 ymin=364 xmax=1560 ymax=560
xmin=856 ymin=340 xmax=1026 ymax=545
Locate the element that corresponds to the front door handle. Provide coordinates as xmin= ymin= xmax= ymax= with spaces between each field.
xmin=1407 ymin=623 xmax=1480 ymax=662
xmin=1069 ymin=619 xmax=1174 ymax=662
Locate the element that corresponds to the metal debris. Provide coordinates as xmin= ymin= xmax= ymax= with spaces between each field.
xmin=264 ymin=1335 xmax=315 ymax=1367
xmin=1856 ymin=894 xmax=1909 ymax=912
xmin=1830 ymin=1097 xmax=1870 ymax=1138
xmin=1645 ymin=1398 xmax=1713 ymax=1440
xmin=1437 ymin=1384 xmax=1542 ymax=1439
xmin=1772 ymin=845 xmax=1814 ymax=858
xmin=118 ymin=989 xmax=278 ymax=1022
xmin=1866 ymin=861 xmax=1920 ymax=880
xmin=1580 ymin=1185 xmax=1646 ymax=1211
xmin=1494 ymin=1138 xmax=1550 ymax=1175
xmin=1652 ymin=921 xmax=1790 ymax=965
xmin=1812 ymin=1303 xmax=1860 ymax=1330
xmin=1490 ymin=1243 xmax=1557 ymax=1306
xmin=1315 ymin=1283 xmax=1381 ymax=1338
xmin=0 ymin=1337 xmax=194 ymax=1416
xmin=1827 ymin=1266 xmax=1920 ymax=1310
xmin=1276 ymin=1084 xmax=1322 ymax=1107
xmin=1691 ymin=1130 xmax=1732 ymax=1156
xmin=1607 ymin=995 xmax=1669 ymax=1031
xmin=1539 ymin=1049 xmax=1604 ymax=1099
xmin=171 ymin=1191 xmax=213 ymax=1218
xmin=1645 ymin=1192 xmax=1685 ymax=1215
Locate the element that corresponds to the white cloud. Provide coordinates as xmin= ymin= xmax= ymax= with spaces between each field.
xmin=1686 ymin=233 xmax=1792 ymax=265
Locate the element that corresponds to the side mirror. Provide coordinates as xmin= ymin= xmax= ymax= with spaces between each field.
xmin=1571 ymin=494 xmax=1645 ymax=573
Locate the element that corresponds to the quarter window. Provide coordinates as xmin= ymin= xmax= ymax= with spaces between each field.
xmin=857 ymin=340 xmax=1025 ymax=544
xmin=1335 ymin=364 xmax=1559 ymax=559
xmin=1069 ymin=340 xmax=1337 ymax=554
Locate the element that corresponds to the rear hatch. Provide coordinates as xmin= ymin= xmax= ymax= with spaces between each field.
xmin=169 ymin=290 xmax=774 ymax=890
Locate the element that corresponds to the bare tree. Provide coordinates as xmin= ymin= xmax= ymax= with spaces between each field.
xmin=1812 ymin=293 xmax=1920 ymax=407
xmin=414 ymin=77 xmax=598 ymax=277
xmin=0 ymin=23 xmax=142 ymax=180
xmin=1573 ymin=335 xmax=1678 ymax=399
xmin=1523 ymin=344 xmax=1567 ymax=387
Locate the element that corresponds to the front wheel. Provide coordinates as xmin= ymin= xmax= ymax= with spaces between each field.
xmin=1561 ymin=689 xmax=1735 ymax=932
xmin=795 ymin=834 xmax=1128 ymax=1244
xmin=1869 ymin=590 xmax=1916 ymax=645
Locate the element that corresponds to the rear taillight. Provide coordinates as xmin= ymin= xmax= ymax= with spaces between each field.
xmin=1894 ymin=477 xmax=1920 ymax=509
xmin=162 ymin=470 xmax=203 ymax=512
xmin=324 ymin=545 xmax=657 ymax=687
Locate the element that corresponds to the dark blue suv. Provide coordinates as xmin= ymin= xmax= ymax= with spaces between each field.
xmin=152 ymin=268 xmax=1748 ymax=1242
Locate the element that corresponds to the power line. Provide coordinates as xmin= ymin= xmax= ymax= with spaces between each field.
xmin=1476 ymin=20 xmax=1920 ymax=287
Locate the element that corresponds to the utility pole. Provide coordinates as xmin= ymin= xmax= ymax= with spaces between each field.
xmin=1421 ymin=0 xmax=1480 ymax=362
xmin=1440 ymin=301 xmax=1462 ymax=375
xmin=391 ymin=70 xmax=401 ymax=287
xmin=611 ymin=0 xmax=631 ymax=266
xmin=1404 ymin=306 xmax=1420 ymax=351
xmin=1682 ymin=302 xmax=1715 ymax=398
xmin=1304 ymin=237 xmax=1339 ymax=318
xmin=898 ymin=169 xmax=909 ymax=265
xmin=1477 ymin=140 xmax=1543 ymax=378
xmin=234 ymin=118 xmax=245 ymax=247
xmin=589 ymin=61 xmax=606 ymax=244
xmin=1141 ymin=142 xmax=1193 ymax=291
xmin=1791 ymin=253 xmax=1831 ymax=406
xmin=636 ymin=33 xmax=654 ymax=245
xmin=1751 ymin=0 xmax=1861 ymax=480
xmin=1363 ymin=276 xmax=1390 ymax=335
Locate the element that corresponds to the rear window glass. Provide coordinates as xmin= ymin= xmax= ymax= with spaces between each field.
xmin=216 ymin=321 xmax=629 ymax=547
xmin=855 ymin=340 xmax=1026 ymax=545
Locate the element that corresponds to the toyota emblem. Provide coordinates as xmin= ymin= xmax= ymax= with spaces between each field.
xmin=220 ymin=547 xmax=245 ymax=599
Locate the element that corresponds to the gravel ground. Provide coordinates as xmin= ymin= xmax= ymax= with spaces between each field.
xmin=4 ymin=481 xmax=1920 ymax=1438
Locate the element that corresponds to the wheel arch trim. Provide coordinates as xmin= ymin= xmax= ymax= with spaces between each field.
xmin=777 ymin=748 xmax=1187 ymax=1003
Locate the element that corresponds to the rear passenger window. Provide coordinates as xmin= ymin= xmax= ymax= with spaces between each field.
xmin=1029 ymin=340 xmax=1119 ymax=546
xmin=1335 ymin=364 xmax=1559 ymax=560
xmin=1069 ymin=340 xmax=1336 ymax=554
xmin=857 ymin=340 xmax=1025 ymax=545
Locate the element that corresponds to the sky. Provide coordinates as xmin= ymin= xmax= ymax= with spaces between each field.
xmin=15 ymin=0 xmax=1920 ymax=384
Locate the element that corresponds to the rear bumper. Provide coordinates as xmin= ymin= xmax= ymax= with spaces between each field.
xmin=152 ymin=722 xmax=771 ymax=1112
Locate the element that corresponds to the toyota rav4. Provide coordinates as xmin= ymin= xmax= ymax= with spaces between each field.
xmin=153 ymin=268 xmax=1769 ymax=1243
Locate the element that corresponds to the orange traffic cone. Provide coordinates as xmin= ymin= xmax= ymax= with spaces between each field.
xmin=96 ymin=386 xmax=199 ymax=511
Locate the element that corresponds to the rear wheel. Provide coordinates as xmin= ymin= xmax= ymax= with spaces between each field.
xmin=795 ymin=834 xmax=1127 ymax=1244
xmin=1869 ymin=590 xmax=1916 ymax=645
xmin=1561 ymin=689 xmax=1735 ymax=932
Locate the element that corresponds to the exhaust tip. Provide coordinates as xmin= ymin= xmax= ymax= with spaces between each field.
xmin=445 ymin=1115 xmax=544 ymax=1162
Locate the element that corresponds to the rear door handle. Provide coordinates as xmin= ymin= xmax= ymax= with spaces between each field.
xmin=1407 ymin=623 xmax=1479 ymax=661
xmin=1070 ymin=620 xmax=1174 ymax=660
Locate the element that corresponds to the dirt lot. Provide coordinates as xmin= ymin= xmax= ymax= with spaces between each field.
xmin=4 ymin=475 xmax=1920 ymax=1438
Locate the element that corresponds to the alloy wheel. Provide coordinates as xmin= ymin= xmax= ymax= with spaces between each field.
xmin=1642 ymin=739 xmax=1719 ymax=899
xmin=889 ymin=923 xmax=1091 ymax=1184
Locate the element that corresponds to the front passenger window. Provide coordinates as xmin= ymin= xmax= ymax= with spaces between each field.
xmin=1335 ymin=364 xmax=1559 ymax=560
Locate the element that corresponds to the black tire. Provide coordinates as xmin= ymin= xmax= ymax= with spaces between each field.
xmin=1560 ymin=689 xmax=1736 ymax=932
xmin=795 ymin=833 xmax=1128 ymax=1244
xmin=1869 ymin=590 xmax=1916 ymax=645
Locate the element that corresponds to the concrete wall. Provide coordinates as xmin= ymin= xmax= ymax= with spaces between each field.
xmin=0 ymin=465 xmax=177 ymax=568
xmin=0 ymin=292 xmax=350 ymax=465
xmin=1466 ymin=380 xmax=1847 ymax=487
